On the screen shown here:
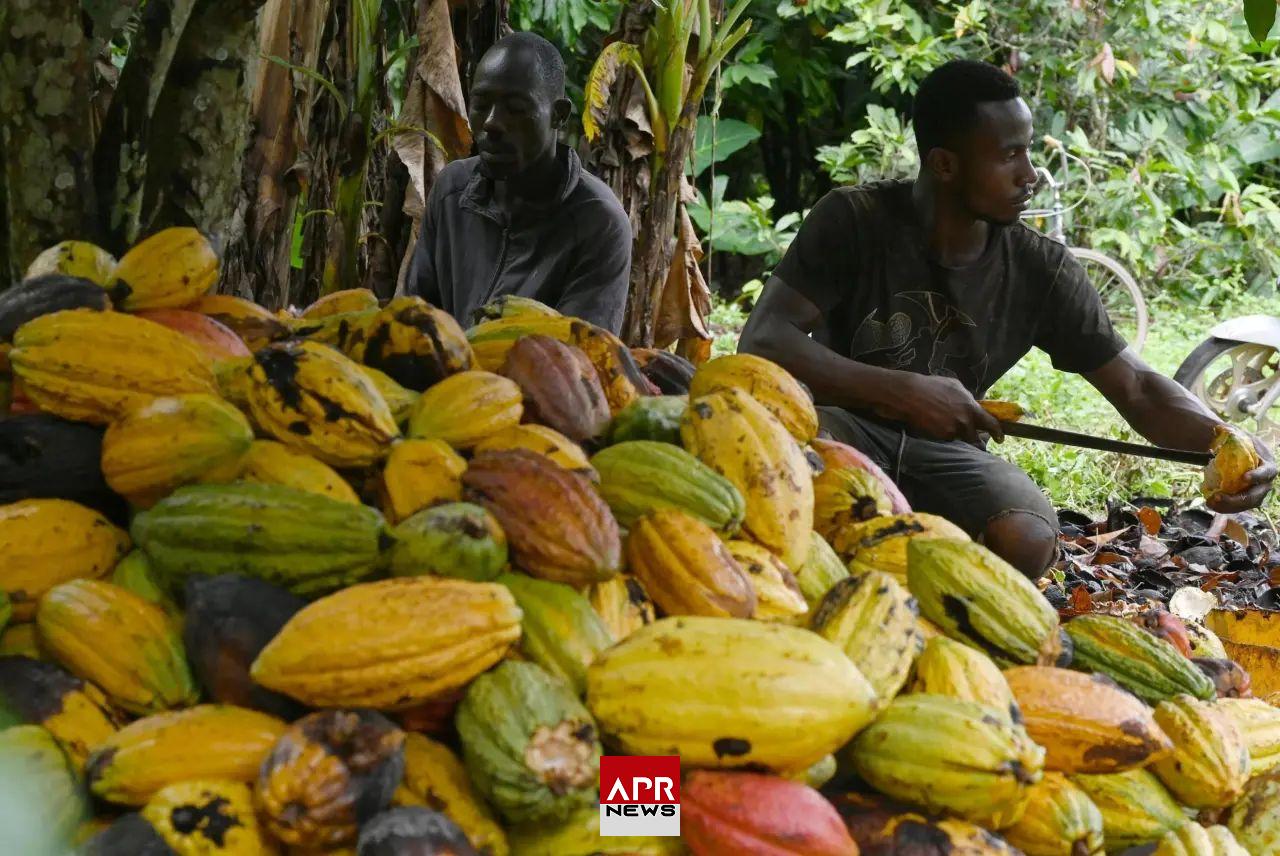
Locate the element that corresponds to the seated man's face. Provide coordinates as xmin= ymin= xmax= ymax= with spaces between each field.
xmin=469 ymin=47 xmax=561 ymax=181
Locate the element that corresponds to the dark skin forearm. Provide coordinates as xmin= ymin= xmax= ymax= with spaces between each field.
xmin=1087 ymin=350 xmax=1275 ymax=512
xmin=1085 ymin=350 xmax=1219 ymax=451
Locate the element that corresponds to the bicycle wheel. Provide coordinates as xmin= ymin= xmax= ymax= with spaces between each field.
xmin=1070 ymin=247 xmax=1149 ymax=354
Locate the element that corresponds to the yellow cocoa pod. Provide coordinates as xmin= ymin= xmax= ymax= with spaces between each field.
xmin=0 ymin=499 xmax=131 ymax=621
xmin=238 ymin=440 xmax=360 ymax=504
xmin=25 ymin=240 xmax=117 ymax=285
xmin=393 ymin=733 xmax=508 ymax=856
xmin=681 ymin=388 xmax=813 ymax=570
xmin=1203 ymin=425 xmax=1261 ymax=500
xmin=689 ymin=353 xmax=819 ymax=442
xmin=86 ymin=705 xmax=286 ymax=805
xmin=109 ymin=228 xmax=219 ymax=310
xmin=407 ymin=370 xmax=523 ymax=450
xmin=101 ymin=394 xmax=254 ymax=507
xmin=725 ymin=539 xmax=808 ymax=622
xmin=378 ymin=438 xmax=467 ymax=524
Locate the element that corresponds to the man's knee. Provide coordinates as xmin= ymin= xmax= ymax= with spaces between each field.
xmin=982 ymin=510 xmax=1058 ymax=580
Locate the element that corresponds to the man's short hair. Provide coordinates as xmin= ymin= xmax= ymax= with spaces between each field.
xmin=913 ymin=60 xmax=1021 ymax=155
xmin=488 ymin=32 xmax=567 ymax=100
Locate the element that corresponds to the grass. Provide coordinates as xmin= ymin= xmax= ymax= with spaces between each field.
xmin=709 ymin=290 xmax=1280 ymax=516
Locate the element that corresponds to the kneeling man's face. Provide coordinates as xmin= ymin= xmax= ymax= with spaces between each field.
xmin=470 ymin=49 xmax=563 ymax=181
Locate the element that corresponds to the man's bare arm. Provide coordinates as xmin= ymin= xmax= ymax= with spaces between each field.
xmin=1086 ymin=349 xmax=1275 ymax=512
xmin=738 ymin=277 xmax=1002 ymax=444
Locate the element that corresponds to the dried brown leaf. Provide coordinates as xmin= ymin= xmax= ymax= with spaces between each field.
xmin=1137 ymin=506 xmax=1162 ymax=536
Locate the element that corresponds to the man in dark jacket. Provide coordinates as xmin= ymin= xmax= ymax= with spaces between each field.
xmin=406 ymin=32 xmax=632 ymax=333
xmin=739 ymin=60 xmax=1274 ymax=578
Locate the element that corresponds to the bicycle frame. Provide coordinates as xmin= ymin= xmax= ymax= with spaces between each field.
xmin=1022 ymin=145 xmax=1081 ymax=245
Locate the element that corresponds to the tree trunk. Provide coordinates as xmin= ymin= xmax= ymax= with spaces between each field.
xmin=139 ymin=0 xmax=268 ymax=255
xmin=221 ymin=0 xmax=331 ymax=307
xmin=93 ymin=0 xmax=202 ymax=252
xmin=0 ymin=0 xmax=98 ymax=282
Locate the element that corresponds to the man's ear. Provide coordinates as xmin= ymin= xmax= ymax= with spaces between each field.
xmin=551 ymin=97 xmax=572 ymax=129
xmin=925 ymin=147 xmax=960 ymax=184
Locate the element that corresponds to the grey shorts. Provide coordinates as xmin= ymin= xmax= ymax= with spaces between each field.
xmin=816 ymin=406 xmax=1058 ymax=538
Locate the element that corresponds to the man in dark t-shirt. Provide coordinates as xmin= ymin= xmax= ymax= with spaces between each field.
xmin=740 ymin=60 xmax=1275 ymax=578
xmin=406 ymin=33 xmax=631 ymax=332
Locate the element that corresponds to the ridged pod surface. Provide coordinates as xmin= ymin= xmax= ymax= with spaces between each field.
xmin=238 ymin=439 xmax=360 ymax=504
xmin=832 ymin=797 xmax=1023 ymax=856
xmin=0 ymin=274 xmax=112 ymax=340
xmin=358 ymin=363 xmax=420 ymax=426
xmin=0 ymin=498 xmax=130 ymax=620
xmin=355 ymin=296 xmax=475 ymax=391
xmin=1070 ymin=769 xmax=1185 ymax=852
xmin=37 ymin=580 xmax=196 ymax=715
xmin=1150 ymin=694 xmax=1250 ymax=809
xmin=24 ymin=240 xmax=116 ymax=284
xmin=1217 ymin=697 xmax=1280 ymax=775
xmin=393 ymin=733 xmax=509 ymax=856
xmin=464 ymin=315 xmax=577 ymax=372
xmin=566 ymin=321 xmax=653 ymax=414
xmin=0 ymin=655 xmax=122 ymax=772
xmin=142 ymin=779 xmax=276 ymax=855
xmin=185 ymin=294 xmax=291 ymax=351
xmin=1226 ymin=771 xmax=1280 ymax=855
xmin=85 ymin=704 xmax=286 ymax=805
xmin=626 ymin=510 xmax=756 ymax=619
xmin=101 ymin=394 xmax=253 ymax=507
xmin=1001 ymin=773 xmax=1105 ymax=856
xmin=587 ymin=616 xmax=878 ymax=771
xmin=108 ymin=228 xmax=218 ymax=310
xmin=301 ymin=288 xmax=380 ymax=319
xmin=0 ymin=725 xmax=87 ymax=846
xmin=388 ymin=502 xmax=509 ymax=582
xmin=681 ymin=388 xmax=813 ymax=570
xmin=607 ymin=394 xmax=687 ymax=445
xmin=251 ymin=577 xmax=522 ymax=710
xmin=457 ymin=661 xmax=601 ymax=825
xmin=256 ymin=709 xmax=405 ymax=849
xmin=464 ymin=449 xmax=621 ymax=587
xmin=795 ymin=531 xmax=849 ymax=609
xmin=9 ymin=309 xmax=218 ymax=424
xmin=499 ymin=335 xmax=612 ymax=444
xmin=907 ymin=538 xmax=1061 ymax=667
xmin=378 ymin=438 xmax=467 ymax=523
xmin=829 ymin=512 xmax=968 ymax=580
xmin=592 ymin=441 xmax=745 ymax=532
xmin=689 ymin=354 xmax=819 ymax=443
xmin=846 ymin=693 xmax=1044 ymax=829
xmin=473 ymin=294 xmax=561 ymax=322
xmin=681 ymin=770 xmax=858 ymax=856
xmin=246 ymin=339 xmax=399 ymax=467
xmin=132 ymin=483 xmax=388 ymax=595
xmin=499 ymin=572 xmax=613 ymax=696
xmin=725 ymin=539 xmax=809 ymax=622
xmin=132 ymin=308 xmax=250 ymax=360
xmin=810 ymin=437 xmax=912 ymax=514
xmin=587 ymin=575 xmax=655 ymax=643
xmin=476 ymin=423 xmax=593 ymax=476
xmin=813 ymin=467 xmax=893 ymax=538
xmin=1065 ymin=614 xmax=1216 ymax=704
xmin=811 ymin=571 xmax=921 ymax=701
xmin=1153 ymin=824 xmax=1249 ymax=856
xmin=910 ymin=635 xmax=1017 ymax=720
xmin=408 ymin=370 xmax=524 ymax=450
xmin=1004 ymin=667 xmax=1172 ymax=774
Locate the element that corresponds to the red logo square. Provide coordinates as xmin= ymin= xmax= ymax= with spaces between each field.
xmin=600 ymin=756 xmax=680 ymax=804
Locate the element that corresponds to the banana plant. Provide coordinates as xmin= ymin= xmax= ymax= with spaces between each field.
xmin=583 ymin=0 xmax=752 ymax=346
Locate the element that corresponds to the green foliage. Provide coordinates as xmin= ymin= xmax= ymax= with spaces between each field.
xmin=692 ymin=116 xmax=761 ymax=176
xmin=688 ymin=176 xmax=799 ymax=266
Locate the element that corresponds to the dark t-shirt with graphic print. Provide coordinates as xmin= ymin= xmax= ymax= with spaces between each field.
xmin=772 ymin=180 xmax=1126 ymax=398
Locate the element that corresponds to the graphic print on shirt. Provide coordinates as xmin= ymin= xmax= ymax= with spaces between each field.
xmin=850 ymin=291 xmax=991 ymax=392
